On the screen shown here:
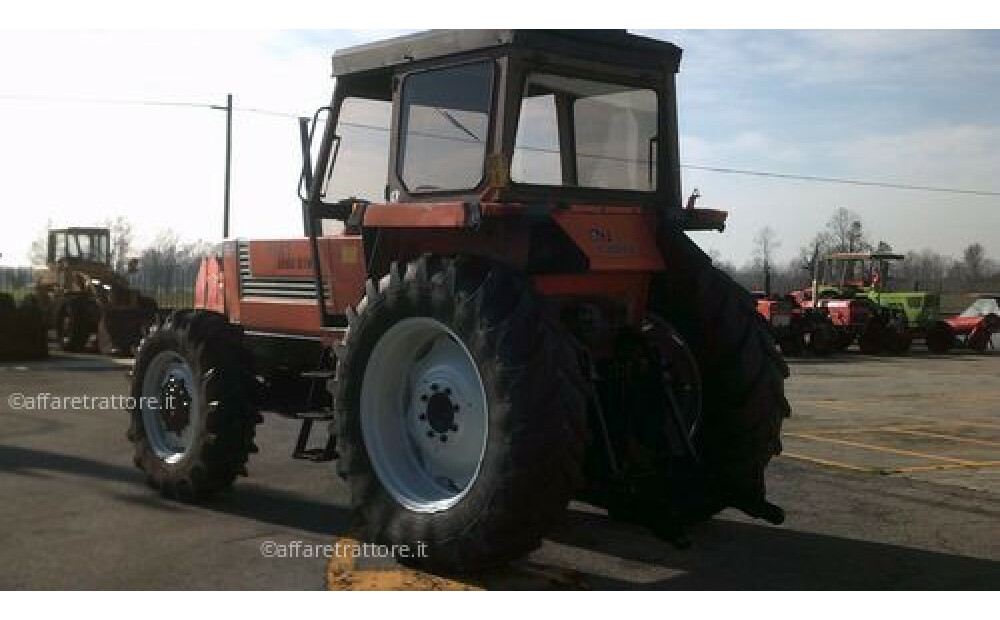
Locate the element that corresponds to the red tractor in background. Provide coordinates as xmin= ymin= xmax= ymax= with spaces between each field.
xmin=754 ymin=292 xmax=836 ymax=357
xmin=792 ymin=252 xmax=910 ymax=355
xmin=752 ymin=262 xmax=835 ymax=357
xmin=127 ymin=30 xmax=789 ymax=571
xmin=790 ymin=287 xmax=876 ymax=352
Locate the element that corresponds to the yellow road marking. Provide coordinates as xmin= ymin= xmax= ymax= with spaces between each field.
xmin=878 ymin=427 xmax=1000 ymax=448
xmin=785 ymin=420 xmax=1000 ymax=435
xmin=787 ymin=424 xmax=915 ymax=435
xmin=785 ymin=432 xmax=980 ymax=465
xmin=780 ymin=451 xmax=875 ymax=473
xmin=795 ymin=400 xmax=861 ymax=413
xmin=893 ymin=460 xmax=1000 ymax=473
xmin=901 ymin=416 xmax=1000 ymax=430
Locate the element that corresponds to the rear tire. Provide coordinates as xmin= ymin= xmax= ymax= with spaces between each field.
xmin=859 ymin=319 xmax=886 ymax=355
xmin=16 ymin=295 xmax=48 ymax=359
xmin=926 ymin=321 xmax=954 ymax=354
xmin=650 ymin=225 xmax=789 ymax=524
xmin=127 ymin=310 xmax=260 ymax=500
xmin=803 ymin=313 xmax=836 ymax=357
xmin=0 ymin=294 xmax=17 ymax=360
xmin=333 ymin=256 xmax=588 ymax=571
xmin=778 ymin=323 xmax=804 ymax=357
xmin=57 ymin=297 xmax=91 ymax=352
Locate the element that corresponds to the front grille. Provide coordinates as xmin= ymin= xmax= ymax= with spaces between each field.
xmin=237 ymin=241 xmax=327 ymax=300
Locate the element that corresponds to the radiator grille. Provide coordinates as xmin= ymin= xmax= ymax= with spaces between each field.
xmin=237 ymin=242 xmax=327 ymax=300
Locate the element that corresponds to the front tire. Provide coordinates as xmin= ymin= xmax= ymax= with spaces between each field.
xmin=926 ymin=321 xmax=954 ymax=354
xmin=803 ymin=313 xmax=836 ymax=357
xmin=127 ymin=310 xmax=260 ymax=500
xmin=333 ymin=256 xmax=587 ymax=571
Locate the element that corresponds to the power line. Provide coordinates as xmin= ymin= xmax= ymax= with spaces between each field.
xmin=0 ymin=93 xmax=215 ymax=110
xmin=233 ymin=106 xmax=304 ymax=119
xmin=0 ymin=92 xmax=311 ymax=120
xmin=681 ymin=164 xmax=1000 ymax=198
xmin=2 ymin=92 xmax=999 ymax=198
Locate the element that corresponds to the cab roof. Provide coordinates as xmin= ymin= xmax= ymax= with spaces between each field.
xmin=331 ymin=29 xmax=682 ymax=77
xmin=50 ymin=227 xmax=110 ymax=235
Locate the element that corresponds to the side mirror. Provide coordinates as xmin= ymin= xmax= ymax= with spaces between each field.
xmin=127 ymin=257 xmax=140 ymax=274
xmin=298 ymin=106 xmax=331 ymax=203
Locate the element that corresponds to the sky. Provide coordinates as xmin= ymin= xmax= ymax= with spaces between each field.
xmin=1 ymin=29 xmax=999 ymax=267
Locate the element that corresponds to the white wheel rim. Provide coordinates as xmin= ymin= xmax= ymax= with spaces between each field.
xmin=141 ymin=351 xmax=200 ymax=464
xmin=360 ymin=317 xmax=489 ymax=513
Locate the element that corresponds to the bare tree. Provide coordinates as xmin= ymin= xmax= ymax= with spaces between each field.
xmin=799 ymin=207 xmax=872 ymax=267
xmin=749 ymin=226 xmax=780 ymax=293
xmin=104 ymin=216 xmax=135 ymax=273
xmin=900 ymin=249 xmax=951 ymax=292
xmin=27 ymin=219 xmax=53 ymax=266
xmin=962 ymin=243 xmax=987 ymax=288
xmin=826 ymin=207 xmax=871 ymax=253
xmin=752 ymin=226 xmax=781 ymax=270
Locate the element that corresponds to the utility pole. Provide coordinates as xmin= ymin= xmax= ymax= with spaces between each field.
xmin=212 ymin=94 xmax=233 ymax=238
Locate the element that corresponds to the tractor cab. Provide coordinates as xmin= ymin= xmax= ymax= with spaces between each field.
xmin=816 ymin=251 xmax=905 ymax=297
xmin=47 ymin=227 xmax=111 ymax=266
xmin=302 ymin=30 xmax=724 ymax=230
xmin=295 ymin=30 xmax=728 ymax=332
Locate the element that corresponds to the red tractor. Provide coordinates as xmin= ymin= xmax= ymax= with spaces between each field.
xmin=754 ymin=293 xmax=836 ymax=357
xmin=792 ymin=252 xmax=911 ymax=355
xmin=127 ymin=30 xmax=788 ymax=571
xmin=790 ymin=288 xmax=874 ymax=352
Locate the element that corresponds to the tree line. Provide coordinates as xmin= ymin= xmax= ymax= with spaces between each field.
xmin=12 ymin=209 xmax=999 ymax=306
xmin=716 ymin=207 xmax=999 ymax=296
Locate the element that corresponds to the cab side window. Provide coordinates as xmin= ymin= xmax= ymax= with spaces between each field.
xmin=323 ymin=97 xmax=392 ymax=203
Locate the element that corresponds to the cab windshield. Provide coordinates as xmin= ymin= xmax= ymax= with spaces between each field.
xmin=51 ymin=231 xmax=110 ymax=264
xmin=512 ymin=73 xmax=658 ymax=191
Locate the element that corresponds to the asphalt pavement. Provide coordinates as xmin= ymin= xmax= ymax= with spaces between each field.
xmin=1 ymin=350 xmax=998 ymax=589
